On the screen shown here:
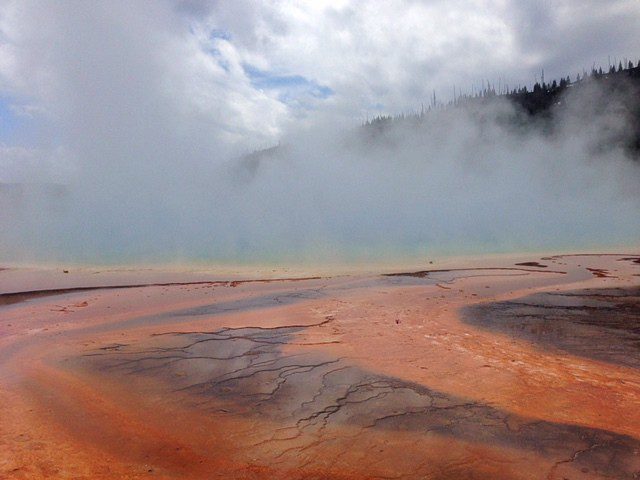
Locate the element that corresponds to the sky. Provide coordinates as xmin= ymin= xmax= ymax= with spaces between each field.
xmin=0 ymin=1 xmax=639 ymax=263
xmin=1 ymin=0 xmax=639 ymax=168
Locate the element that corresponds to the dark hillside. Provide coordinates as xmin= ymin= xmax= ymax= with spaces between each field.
xmin=363 ymin=62 xmax=640 ymax=157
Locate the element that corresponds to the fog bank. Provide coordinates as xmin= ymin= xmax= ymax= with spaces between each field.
xmin=0 ymin=1 xmax=639 ymax=265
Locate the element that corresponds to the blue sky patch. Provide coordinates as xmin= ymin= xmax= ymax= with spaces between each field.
xmin=0 ymin=95 xmax=48 ymax=146
xmin=0 ymin=96 xmax=24 ymax=143
xmin=243 ymin=64 xmax=333 ymax=105
xmin=210 ymin=29 xmax=232 ymax=41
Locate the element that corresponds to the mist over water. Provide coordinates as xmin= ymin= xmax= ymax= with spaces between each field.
xmin=1 ymin=2 xmax=639 ymax=265
xmin=3 ymin=91 xmax=640 ymax=265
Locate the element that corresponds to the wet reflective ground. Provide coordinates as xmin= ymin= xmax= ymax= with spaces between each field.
xmin=1 ymin=254 xmax=640 ymax=479
xmin=83 ymin=315 xmax=640 ymax=479
xmin=466 ymin=287 xmax=640 ymax=369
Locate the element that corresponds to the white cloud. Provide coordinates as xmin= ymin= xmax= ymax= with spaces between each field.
xmin=1 ymin=0 xmax=639 ymax=146
xmin=0 ymin=0 xmax=288 ymax=155
xmin=202 ymin=0 xmax=640 ymax=121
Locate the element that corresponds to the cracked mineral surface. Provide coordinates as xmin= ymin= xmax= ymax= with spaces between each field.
xmin=1 ymin=254 xmax=640 ymax=479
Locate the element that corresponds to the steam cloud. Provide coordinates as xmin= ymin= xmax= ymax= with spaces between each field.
xmin=0 ymin=2 xmax=639 ymax=265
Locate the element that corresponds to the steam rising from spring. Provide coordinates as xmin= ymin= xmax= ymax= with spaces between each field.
xmin=0 ymin=2 xmax=639 ymax=265
xmin=3 ymin=86 xmax=640 ymax=265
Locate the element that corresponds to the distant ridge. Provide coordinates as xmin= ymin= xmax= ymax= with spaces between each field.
xmin=235 ymin=60 xmax=640 ymax=174
xmin=363 ymin=61 xmax=640 ymax=157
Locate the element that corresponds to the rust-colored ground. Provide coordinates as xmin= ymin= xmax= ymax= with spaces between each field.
xmin=1 ymin=253 xmax=639 ymax=479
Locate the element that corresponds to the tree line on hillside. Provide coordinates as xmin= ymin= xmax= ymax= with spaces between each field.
xmin=363 ymin=60 xmax=640 ymax=157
